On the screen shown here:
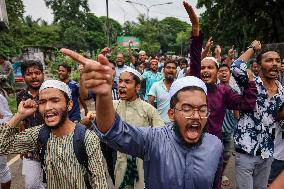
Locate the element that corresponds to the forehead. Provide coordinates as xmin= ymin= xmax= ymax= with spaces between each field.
xmin=39 ymin=88 xmax=65 ymax=99
xmin=26 ymin=66 xmax=42 ymax=73
xmin=117 ymin=54 xmax=124 ymax=58
xmin=176 ymin=90 xmax=207 ymax=106
xmin=218 ymin=66 xmax=229 ymax=72
xmin=261 ymin=51 xmax=280 ymax=59
xmin=201 ymin=59 xmax=216 ymax=67
xmin=165 ymin=63 xmax=177 ymax=68
xmin=59 ymin=66 xmax=68 ymax=70
xmin=150 ymin=61 xmax=158 ymax=65
xmin=119 ymin=72 xmax=134 ymax=80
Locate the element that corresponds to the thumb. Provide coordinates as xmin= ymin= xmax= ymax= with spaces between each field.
xmin=98 ymin=54 xmax=110 ymax=65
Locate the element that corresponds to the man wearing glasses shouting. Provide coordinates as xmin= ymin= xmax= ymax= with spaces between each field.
xmin=63 ymin=47 xmax=223 ymax=189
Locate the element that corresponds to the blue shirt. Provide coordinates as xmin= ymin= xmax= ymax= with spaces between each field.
xmin=142 ymin=71 xmax=163 ymax=101
xmin=232 ymin=60 xmax=284 ymax=158
xmin=67 ymin=80 xmax=81 ymax=122
xmin=148 ymin=80 xmax=171 ymax=124
xmin=93 ymin=114 xmax=223 ymax=189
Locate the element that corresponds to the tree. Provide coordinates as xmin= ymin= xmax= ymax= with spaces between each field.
xmin=197 ymin=0 xmax=284 ymax=50
xmin=99 ymin=16 xmax=122 ymax=45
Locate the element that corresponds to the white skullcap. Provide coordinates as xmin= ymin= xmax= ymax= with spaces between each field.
xmin=138 ymin=50 xmax=146 ymax=55
xmin=121 ymin=67 xmax=142 ymax=81
xmin=201 ymin=57 xmax=220 ymax=67
xmin=169 ymin=76 xmax=207 ymax=98
xmin=39 ymin=80 xmax=72 ymax=99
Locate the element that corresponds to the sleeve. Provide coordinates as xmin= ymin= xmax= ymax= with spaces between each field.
xmin=223 ymin=82 xmax=258 ymax=111
xmin=148 ymin=105 xmax=165 ymax=127
xmin=148 ymin=82 xmax=158 ymax=97
xmin=187 ymin=32 xmax=204 ymax=78
xmin=212 ymin=155 xmax=223 ymax=189
xmin=142 ymin=71 xmax=148 ymax=80
xmin=92 ymin=113 xmax=152 ymax=159
xmin=230 ymin=59 xmax=249 ymax=87
xmin=0 ymin=124 xmax=41 ymax=154
xmin=85 ymin=131 xmax=108 ymax=189
xmin=0 ymin=95 xmax=12 ymax=123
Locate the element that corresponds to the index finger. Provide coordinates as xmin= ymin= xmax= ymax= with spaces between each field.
xmin=60 ymin=48 xmax=88 ymax=66
xmin=231 ymin=45 xmax=234 ymax=49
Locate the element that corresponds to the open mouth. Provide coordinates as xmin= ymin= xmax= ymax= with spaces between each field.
xmin=44 ymin=112 xmax=59 ymax=123
xmin=202 ymin=73 xmax=211 ymax=81
xmin=185 ymin=123 xmax=201 ymax=141
xmin=31 ymin=81 xmax=40 ymax=86
xmin=270 ymin=68 xmax=278 ymax=76
xmin=118 ymin=89 xmax=127 ymax=98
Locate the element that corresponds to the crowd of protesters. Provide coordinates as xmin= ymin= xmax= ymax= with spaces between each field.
xmin=0 ymin=1 xmax=284 ymax=189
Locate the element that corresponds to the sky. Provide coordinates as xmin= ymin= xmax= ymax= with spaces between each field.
xmin=22 ymin=0 xmax=205 ymax=25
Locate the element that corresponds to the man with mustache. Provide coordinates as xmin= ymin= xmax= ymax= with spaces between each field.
xmin=114 ymin=53 xmax=129 ymax=84
xmin=184 ymin=0 xmax=258 ymax=141
xmin=141 ymin=58 xmax=163 ymax=103
xmin=148 ymin=60 xmax=177 ymax=124
xmin=61 ymin=44 xmax=223 ymax=189
xmin=16 ymin=60 xmax=45 ymax=189
xmin=231 ymin=48 xmax=284 ymax=189
xmin=0 ymin=80 xmax=108 ymax=189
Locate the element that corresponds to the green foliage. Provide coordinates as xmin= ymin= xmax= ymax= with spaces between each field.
xmin=8 ymin=96 xmax=17 ymax=114
xmin=198 ymin=0 xmax=284 ymax=50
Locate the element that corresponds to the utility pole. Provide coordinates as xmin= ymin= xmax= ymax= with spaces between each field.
xmin=106 ymin=0 xmax=110 ymax=47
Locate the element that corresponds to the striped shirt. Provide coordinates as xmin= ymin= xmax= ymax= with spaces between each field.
xmin=0 ymin=124 xmax=108 ymax=189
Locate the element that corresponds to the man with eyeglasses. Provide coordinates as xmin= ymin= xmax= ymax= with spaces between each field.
xmin=61 ymin=46 xmax=224 ymax=188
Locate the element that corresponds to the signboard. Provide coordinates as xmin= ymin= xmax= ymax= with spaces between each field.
xmin=117 ymin=36 xmax=140 ymax=49
xmin=0 ymin=0 xmax=9 ymax=29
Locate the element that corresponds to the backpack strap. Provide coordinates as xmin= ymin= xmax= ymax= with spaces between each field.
xmin=73 ymin=123 xmax=92 ymax=189
xmin=37 ymin=125 xmax=51 ymax=183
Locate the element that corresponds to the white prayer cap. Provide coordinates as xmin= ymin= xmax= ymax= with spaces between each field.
xmin=121 ymin=67 xmax=142 ymax=81
xmin=39 ymin=80 xmax=72 ymax=99
xmin=138 ymin=50 xmax=146 ymax=55
xmin=201 ymin=57 xmax=220 ymax=67
xmin=169 ymin=76 xmax=207 ymax=98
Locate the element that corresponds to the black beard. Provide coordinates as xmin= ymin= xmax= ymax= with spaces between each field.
xmin=173 ymin=120 xmax=206 ymax=148
xmin=45 ymin=108 xmax=68 ymax=130
xmin=28 ymin=84 xmax=41 ymax=90
xmin=117 ymin=63 xmax=124 ymax=68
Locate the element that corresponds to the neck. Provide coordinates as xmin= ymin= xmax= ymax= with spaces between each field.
xmin=127 ymin=95 xmax=138 ymax=102
xmin=61 ymin=78 xmax=70 ymax=83
xmin=164 ymin=79 xmax=174 ymax=86
xmin=220 ymin=81 xmax=229 ymax=86
xmin=259 ymin=73 xmax=276 ymax=87
xmin=151 ymin=70 xmax=157 ymax=73
xmin=51 ymin=119 xmax=75 ymax=137
xmin=28 ymin=87 xmax=39 ymax=97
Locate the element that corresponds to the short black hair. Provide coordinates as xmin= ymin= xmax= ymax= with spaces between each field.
xmin=179 ymin=58 xmax=188 ymax=65
xmin=21 ymin=60 xmax=44 ymax=76
xmin=218 ymin=64 xmax=230 ymax=70
xmin=170 ymin=86 xmax=206 ymax=109
xmin=256 ymin=48 xmax=280 ymax=64
xmin=164 ymin=59 xmax=178 ymax=68
xmin=58 ymin=63 xmax=72 ymax=72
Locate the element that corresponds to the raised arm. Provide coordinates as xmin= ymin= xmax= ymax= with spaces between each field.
xmin=201 ymin=37 xmax=213 ymax=60
xmin=183 ymin=1 xmax=203 ymax=78
xmin=60 ymin=49 xmax=115 ymax=133
xmin=0 ymin=99 xmax=41 ymax=154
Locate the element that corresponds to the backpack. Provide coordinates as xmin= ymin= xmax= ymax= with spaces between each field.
xmin=37 ymin=123 xmax=92 ymax=189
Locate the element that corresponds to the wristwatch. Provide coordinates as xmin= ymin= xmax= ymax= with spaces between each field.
xmin=247 ymin=45 xmax=256 ymax=53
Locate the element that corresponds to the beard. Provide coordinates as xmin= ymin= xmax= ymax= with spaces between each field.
xmin=117 ymin=63 xmax=124 ymax=68
xmin=45 ymin=107 xmax=68 ymax=130
xmin=173 ymin=120 xmax=206 ymax=148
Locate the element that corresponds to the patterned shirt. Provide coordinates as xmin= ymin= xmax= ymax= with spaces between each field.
xmin=232 ymin=61 xmax=284 ymax=158
xmin=0 ymin=124 xmax=108 ymax=189
xmin=16 ymin=90 xmax=44 ymax=128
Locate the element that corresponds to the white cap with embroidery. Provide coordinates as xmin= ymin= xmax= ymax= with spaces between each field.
xmin=39 ymin=80 xmax=72 ymax=99
xmin=169 ymin=76 xmax=207 ymax=98
xmin=121 ymin=67 xmax=142 ymax=81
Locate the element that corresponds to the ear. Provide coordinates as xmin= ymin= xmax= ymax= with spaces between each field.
xmin=67 ymin=100 xmax=74 ymax=112
xmin=136 ymin=83 xmax=141 ymax=93
xmin=168 ymin=108 xmax=175 ymax=120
